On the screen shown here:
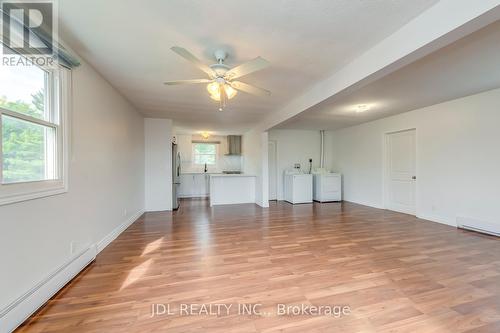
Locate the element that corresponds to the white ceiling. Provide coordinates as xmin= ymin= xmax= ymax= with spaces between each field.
xmin=58 ymin=0 xmax=439 ymax=134
xmin=276 ymin=20 xmax=500 ymax=130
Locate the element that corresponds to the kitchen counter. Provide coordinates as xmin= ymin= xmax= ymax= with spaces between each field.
xmin=209 ymin=174 xmax=255 ymax=178
xmin=209 ymin=174 xmax=256 ymax=206
xmin=181 ymin=172 xmax=222 ymax=175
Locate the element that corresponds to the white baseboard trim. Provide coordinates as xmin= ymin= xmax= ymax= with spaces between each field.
xmin=344 ymin=200 xmax=457 ymax=229
xmin=96 ymin=209 xmax=145 ymax=253
xmin=416 ymin=213 xmax=457 ymax=227
xmin=255 ymin=199 xmax=269 ymax=208
xmin=457 ymin=216 xmax=500 ymax=236
xmin=178 ymin=194 xmax=209 ymax=198
xmin=343 ymin=199 xmax=383 ymax=210
xmin=0 ymin=246 xmax=97 ymax=333
xmin=0 ymin=209 xmax=145 ymax=333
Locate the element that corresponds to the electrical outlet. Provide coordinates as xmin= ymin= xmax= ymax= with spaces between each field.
xmin=123 ymin=208 xmax=128 ymax=217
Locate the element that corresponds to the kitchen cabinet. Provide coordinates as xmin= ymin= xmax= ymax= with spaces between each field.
xmin=179 ymin=173 xmax=210 ymax=198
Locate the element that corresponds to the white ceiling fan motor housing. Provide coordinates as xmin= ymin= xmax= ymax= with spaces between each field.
xmin=214 ymin=49 xmax=227 ymax=62
xmin=210 ymin=63 xmax=230 ymax=77
xmin=211 ymin=49 xmax=230 ymax=77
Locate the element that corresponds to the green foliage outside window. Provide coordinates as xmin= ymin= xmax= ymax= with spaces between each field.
xmin=1 ymin=91 xmax=47 ymax=183
xmin=193 ymin=143 xmax=216 ymax=165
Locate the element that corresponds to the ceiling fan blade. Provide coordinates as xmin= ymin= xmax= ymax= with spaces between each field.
xmin=164 ymin=79 xmax=212 ymax=85
xmin=225 ymin=57 xmax=270 ymax=80
xmin=230 ymin=81 xmax=271 ymax=97
xmin=171 ymin=46 xmax=216 ymax=78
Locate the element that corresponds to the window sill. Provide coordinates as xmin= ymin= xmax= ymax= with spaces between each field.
xmin=0 ymin=180 xmax=68 ymax=206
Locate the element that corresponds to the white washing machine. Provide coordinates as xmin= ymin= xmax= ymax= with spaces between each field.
xmin=284 ymin=170 xmax=313 ymax=204
xmin=313 ymin=172 xmax=342 ymax=202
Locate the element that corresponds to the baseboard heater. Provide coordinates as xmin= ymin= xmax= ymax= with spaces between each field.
xmin=0 ymin=245 xmax=97 ymax=333
xmin=457 ymin=217 xmax=500 ymax=237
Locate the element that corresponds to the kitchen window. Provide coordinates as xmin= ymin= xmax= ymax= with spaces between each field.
xmin=193 ymin=143 xmax=217 ymax=165
xmin=0 ymin=58 xmax=70 ymax=205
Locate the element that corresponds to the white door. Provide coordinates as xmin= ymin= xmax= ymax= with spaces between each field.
xmin=268 ymin=141 xmax=278 ymax=200
xmin=385 ymin=129 xmax=416 ymax=215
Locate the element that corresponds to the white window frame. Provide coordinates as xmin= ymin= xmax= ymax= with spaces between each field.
xmin=0 ymin=66 xmax=71 ymax=206
xmin=192 ymin=142 xmax=218 ymax=166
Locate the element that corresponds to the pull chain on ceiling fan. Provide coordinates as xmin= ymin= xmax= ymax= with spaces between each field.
xmin=164 ymin=47 xmax=271 ymax=111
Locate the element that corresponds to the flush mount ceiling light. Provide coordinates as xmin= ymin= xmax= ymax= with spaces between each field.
xmin=356 ymin=104 xmax=370 ymax=113
xmin=164 ymin=47 xmax=271 ymax=111
xmin=200 ymin=131 xmax=210 ymax=139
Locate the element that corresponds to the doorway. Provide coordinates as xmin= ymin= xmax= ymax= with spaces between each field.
xmin=268 ymin=140 xmax=278 ymax=200
xmin=384 ymin=129 xmax=416 ymax=215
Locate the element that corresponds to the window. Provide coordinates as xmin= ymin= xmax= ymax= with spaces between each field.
xmin=193 ymin=143 xmax=217 ymax=165
xmin=0 ymin=57 xmax=70 ymax=205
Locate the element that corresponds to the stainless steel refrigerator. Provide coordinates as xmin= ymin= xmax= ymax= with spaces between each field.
xmin=172 ymin=143 xmax=181 ymax=210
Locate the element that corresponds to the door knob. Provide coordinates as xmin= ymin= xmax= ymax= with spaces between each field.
xmin=412 ymin=176 xmax=416 ymax=180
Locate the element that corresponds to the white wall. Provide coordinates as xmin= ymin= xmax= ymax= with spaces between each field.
xmin=327 ymin=87 xmax=500 ymax=227
xmin=242 ymin=129 xmax=268 ymax=207
xmin=145 ymin=119 xmax=173 ymax=211
xmin=0 ymin=59 xmax=144 ymax=312
xmin=323 ymin=131 xmax=337 ymax=171
xmin=268 ymin=129 xmax=321 ymax=200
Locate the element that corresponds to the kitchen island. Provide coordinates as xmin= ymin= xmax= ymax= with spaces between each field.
xmin=209 ymin=174 xmax=256 ymax=206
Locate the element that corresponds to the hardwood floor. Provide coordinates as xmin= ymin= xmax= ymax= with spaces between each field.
xmin=17 ymin=199 xmax=500 ymax=332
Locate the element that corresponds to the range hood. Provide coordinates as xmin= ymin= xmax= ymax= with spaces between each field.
xmin=226 ymin=135 xmax=242 ymax=155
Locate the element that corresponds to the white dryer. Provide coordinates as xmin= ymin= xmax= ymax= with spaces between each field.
xmin=313 ymin=172 xmax=342 ymax=202
xmin=284 ymin=170 xmax=313 ymax=204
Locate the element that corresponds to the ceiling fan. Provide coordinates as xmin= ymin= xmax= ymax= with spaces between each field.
xmin=164 ymin=47 xmax=271 ymax=111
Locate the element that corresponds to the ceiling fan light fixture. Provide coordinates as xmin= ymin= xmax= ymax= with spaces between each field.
xmin=225 ymin=85 xmax=238 ymax=99
xmin=206 ymin=82 xmax=237 ymax=101
xmin=209 ymin=93 xmax=220 ymax=101
xmin=165 ymin=46 xmax=270 ymax=112
xmin=207 ymin=81 xmax=219 ymax=94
